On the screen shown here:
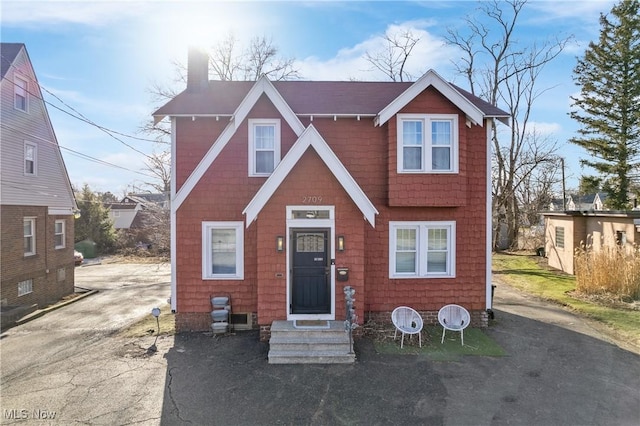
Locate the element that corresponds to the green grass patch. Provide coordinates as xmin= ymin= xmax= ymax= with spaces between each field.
xmin=493 ymin=252 xmax=640 ymax=348
xmin=372 ymin=326 xmax=507 ymax=360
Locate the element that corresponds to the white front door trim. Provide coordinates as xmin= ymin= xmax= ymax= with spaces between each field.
xmin=286 ymin=205 xmax=335 ymax=321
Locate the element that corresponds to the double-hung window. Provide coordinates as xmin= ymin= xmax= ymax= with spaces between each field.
xmin=202 ymin=222 xmax=244 ymax=279
xmin=397 ymin=114 xmax=458 ymax=173
xmin=249 ymin=119 xmax=280 ymax=176
xmin=24 ymin=218 xmax=36 ymax=256
xmin=18 ymin=279 xmax=33 ymax=296
xmin=25 ymin=142 xmax=37 ymax=176
xmin=389 ymin=221 xmax=456 ymax=278
xmin=54 ymin=220 xmax=65 ymax=249
xmin=14 ymin=75 xmax=28 ymax=112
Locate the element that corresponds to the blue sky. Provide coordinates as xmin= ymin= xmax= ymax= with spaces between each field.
xmin=1 ymin=0 xmax=616 ymax=195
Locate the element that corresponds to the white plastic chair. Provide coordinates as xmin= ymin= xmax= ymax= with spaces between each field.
xmin=438 ymin=304 xmax=470 ymax=345
xmin=391 ymin=306 xmax=423 ymax=348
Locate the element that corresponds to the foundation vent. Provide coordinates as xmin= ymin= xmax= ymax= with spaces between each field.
xmin=230 ymin=312 xmax=253 ymax=330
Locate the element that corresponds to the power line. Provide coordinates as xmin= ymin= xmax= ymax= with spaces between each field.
xmin=0 ymin=122 xmax=155 ymax=178
xmin=1 ymin=53 xmax=168 ymax=159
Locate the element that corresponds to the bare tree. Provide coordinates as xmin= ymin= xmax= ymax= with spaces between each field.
xmin=208 ymin=32 xmax=301 ymax=81
xmin=364 ymin=28 xmax=421 ymax=82
xmin=445 ymin=0 xmax=571 ymax=249
xmin=142 ymin=150 xmax=171 ymax=194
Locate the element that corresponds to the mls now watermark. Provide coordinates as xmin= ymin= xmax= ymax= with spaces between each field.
xmin=4 ymin=409 xmax=57 ymax=420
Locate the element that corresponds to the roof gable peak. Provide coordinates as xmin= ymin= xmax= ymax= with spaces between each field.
xmin=375 ymin=69 xmax=485 ymax=127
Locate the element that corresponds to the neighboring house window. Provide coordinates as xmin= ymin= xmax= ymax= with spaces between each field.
xmin=24 ymin=218 xmax=35 ymax=256
xmin=14 ymin=75 xmax=28 ymax=112
xmin=616 ymin=231 xmax=626 ymax=246
xmin=54 ymin=220 xmax=65 ymax=248
xmin=249 ymin=119 xmax=280 ymax=176
xmin=389 ymin=221 xmax=456 ymax=278
xmin=397 ymin=114 xmax=458 ymax=173
xmin=202 ymin=221 xmax=244 ymax=279
xmin=555 ymin=227 xmax=565 ymax=249
xmin=18 ymin=279 xmax=33 ymax=296
xmin=113 ymin=211 xmax=121 ymax=218
xmin=24 ymin=142 xmax=37 ymax=176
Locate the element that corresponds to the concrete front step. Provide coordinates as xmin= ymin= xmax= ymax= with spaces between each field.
xmin=268 ymin=320 xmax=356 ymax=364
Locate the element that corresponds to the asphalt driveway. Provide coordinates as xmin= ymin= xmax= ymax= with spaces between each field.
xmin=1 ymin=261 xmax=638 ymax=425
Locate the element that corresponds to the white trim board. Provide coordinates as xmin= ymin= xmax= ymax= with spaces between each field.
xmin=243 ymin=124 xmax=378 ymax=228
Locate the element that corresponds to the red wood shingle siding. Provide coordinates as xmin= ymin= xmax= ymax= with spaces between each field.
xmin=173 ymin=87 xmax=488 ymax=331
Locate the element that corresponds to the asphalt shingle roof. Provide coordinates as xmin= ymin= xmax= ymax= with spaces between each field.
xmin=1 ymin=43 xmax=25 ymax=79
xmin=154 ymin=79 xmax=510 ymax=119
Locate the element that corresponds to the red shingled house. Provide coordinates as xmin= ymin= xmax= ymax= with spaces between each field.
xmin=154 ymin=49 xmax=509 ymax=341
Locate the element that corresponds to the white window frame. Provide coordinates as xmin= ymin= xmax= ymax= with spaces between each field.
xmin=248 ymin=119 xmax=281 ymax=177
xmin=24 ymin=141 xmax=37 ymax=176
xmin=24 ymin=217 xmax=36 ymax=256
xmin=14 ymin=74 xmax=28 ymax=112
xmin=396 ymin=114 xmax=458 ymax=173
xmin=54 ymin=219 xmax=65 ymax=249
xmin=18 ymin=279 xmax=33 ymax=296
xmin=389 ymin=221 xmax=456 ymax=278
xmin=202 ymin=221 xmax=244 ymax=280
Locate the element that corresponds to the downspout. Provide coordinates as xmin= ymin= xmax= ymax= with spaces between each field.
xmin=170 ymin=117 xmax=177 ymax=313
xmin=485 ymin=118 xmax=494 ymax=319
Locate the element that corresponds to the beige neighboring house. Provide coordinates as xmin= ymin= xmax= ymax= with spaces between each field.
xmin=107 ymin=201 xmax=141 ymax=229
xmin=0 ymin=43 xmax=77 ymax=326
xmin=543 ymin=211 xmax=640 ymax=274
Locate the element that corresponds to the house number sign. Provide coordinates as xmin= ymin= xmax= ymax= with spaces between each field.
xmin=302 ymin=196 xmax=323 ymax=203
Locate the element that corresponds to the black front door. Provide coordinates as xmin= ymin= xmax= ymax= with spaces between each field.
xmin=291 ymin=230 xmax=330 ymax=314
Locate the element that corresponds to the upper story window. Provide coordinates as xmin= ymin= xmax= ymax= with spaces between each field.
xmin=24 ymin=141 xmax=37 ymax=176
xmin=397 ymin=114 xmax=458 ymax=173
xmin=249 ymin=119 xmax=280 ymax=176
xmin=24 ymin=217 xmax=36 ymax=256
xmin=54 ymin=220 xmax=65 ymax=249
xmin=389 ymin=221 xmax=456 ymax=278
xmin=14 ymin=75 xmax=28 ymax=112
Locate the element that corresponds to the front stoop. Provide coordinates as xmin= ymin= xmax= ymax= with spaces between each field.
xmin=268 ymin=320 xmax=356 ymax=364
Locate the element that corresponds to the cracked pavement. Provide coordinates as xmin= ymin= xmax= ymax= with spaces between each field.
xmin=1 ymin=261 xmax=639 ymax=425
xmin=0 ymin=261 xmax=171 ymax=425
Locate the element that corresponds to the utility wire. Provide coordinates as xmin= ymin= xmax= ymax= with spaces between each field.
xmin=1 ymin=54 xmax=168 ymax=159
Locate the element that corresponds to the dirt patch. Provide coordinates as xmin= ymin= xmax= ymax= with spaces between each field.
xmin=566 ymin=290 xmax=640 ymax=311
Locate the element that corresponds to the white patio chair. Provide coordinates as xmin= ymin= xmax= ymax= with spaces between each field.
xmin=391 ymin=306 xmax=423 ymax=348
xmin=438 ymin=304 xmax=470 ymax=346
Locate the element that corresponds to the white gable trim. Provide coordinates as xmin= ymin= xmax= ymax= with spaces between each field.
xmin=375 ymin=69 xmax=485 ymax=127
xmin=243 ymin=125 xmax=378 ymax=227
xmin=173 ymin=76 xmax=306 ymax=211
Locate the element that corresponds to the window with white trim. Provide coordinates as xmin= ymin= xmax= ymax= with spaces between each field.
xmin=397 ymin=114 xmax=458 ymax=173
xmin=202 ymin=222 xmax=244 ymax=279
xmin=249 ymin=119 xmax=280 ymax=176
xmin=25 ymin=142 xmax=37 ymax=176
xmin=18 ymin=279 xmax=33 ymax=296
xmin=24 ymin=218 xmax=35 ymax=256
xmin=54 ymin=220 xmax=65 ymax=249
xmin=14 ymin=75 xmax=28 ymax=112
xmin=389 ymin=221 xmax=456 ymax=278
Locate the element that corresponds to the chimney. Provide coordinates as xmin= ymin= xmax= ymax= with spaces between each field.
xmin=187 ymin=46 xmax=208 ymax=92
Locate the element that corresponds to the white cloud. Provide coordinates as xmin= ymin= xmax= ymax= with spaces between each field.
xmin=526 ymin=121 xmax=562 ymax=136
xmin=1 ymin=0 xmax=153 ymax=27
xmin=295 ymin=21 xmax=457 ymax=81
